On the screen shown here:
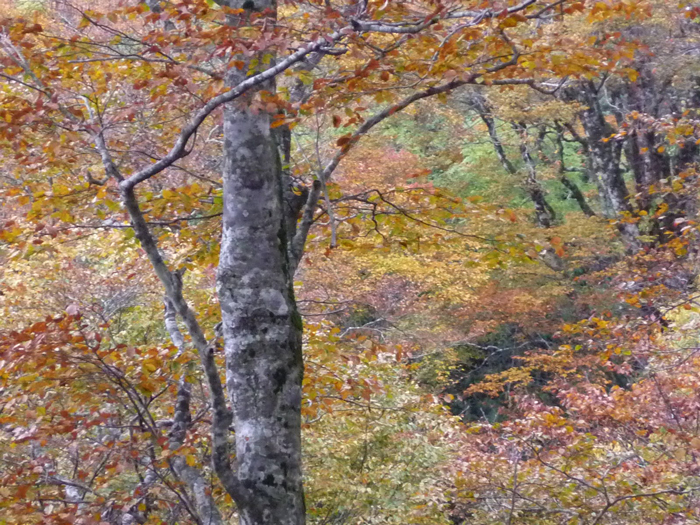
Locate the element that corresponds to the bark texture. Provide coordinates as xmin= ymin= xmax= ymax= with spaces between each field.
xmin=576 ymin=83 xmax=631 ymax=219
xmin=217 ymin=75 xmax=306 ymax=524
xmin=566 ymin=82 xmax=641 ymax=251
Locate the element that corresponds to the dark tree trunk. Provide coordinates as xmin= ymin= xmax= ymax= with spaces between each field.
xmin=473 ymin=99 xmax=518 ymax=175
xmin=470 ymin=93 xmax=555 ymax=227
xmin=620 ymin=77 xmax=668 ymax=210
xmin=562 ymin=122 xmax=593 ymax=183
xmin=513 ymin=123 xmax=556 ymax=228
xmin=559 ymin=173 xmax=596 ymax=216
xmin=615 ymin=66 xmax=698 ymax=242
xmin=566 ymin=82 xmax=641 ymax=250
xmin=554 ymin=126 xmax=596 ymax=217
xmin=575 ymin=82 xmax=632 ymax=218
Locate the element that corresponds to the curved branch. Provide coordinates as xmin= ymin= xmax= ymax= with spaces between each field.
xmin=120 ymin=183 xmax=245 ymax=504
xmin=89 ymin=121 xmax=246 ymax=504
xmin=289 ymin=179 xmax=321 ymax=275
xmin=321 ymin=53 xmax=526 ymax=182
xmin=119 ymin=30 xmax=350 ymax=190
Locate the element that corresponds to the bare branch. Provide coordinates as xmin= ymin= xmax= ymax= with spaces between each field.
xmin=88 ymin=122 xmax=246 ymax=504
xmin=167 ymin=375 xmax=224 ymax=525
xmin=289 ymin=179 xmax=321 ymax=275
xmin=119 ymin=29 xmax=350 ymax=190
xmin=350 ymin=0 xmax=538 ymax=34
xmin=120 ymin=182 xmax=245 ymax=504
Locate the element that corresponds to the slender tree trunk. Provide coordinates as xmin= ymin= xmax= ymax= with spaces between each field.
xmin=471 ymin=94 xmax=518 ymax=175
xmin=559 ymin=174 xmax=595 ymax=216
xmin=470 ymin=94 xmax=555 ymax=227
xmin=163 ymin=296 xmax=225 ymax=525
xmin=554 ymin=125 xmax=595 ymax=217
xmin=513 ymin=123 xmax=556 ymax=228
xmin=562 ymin=122 xmax=593 ymax=183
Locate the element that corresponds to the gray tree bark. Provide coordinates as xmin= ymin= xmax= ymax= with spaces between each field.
xmin=217 ymin=92 xmax=306 ymax=525
xmin=576 ymin=82 xmax=631 ymax=218
xmin=215 ymin=4 xmax=306 ymax=523
xmin=566 ymin=82 xmax=641 ymax=251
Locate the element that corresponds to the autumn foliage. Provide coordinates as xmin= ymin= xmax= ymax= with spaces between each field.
xmin=3 ymin=0 xmax=700 ymax=524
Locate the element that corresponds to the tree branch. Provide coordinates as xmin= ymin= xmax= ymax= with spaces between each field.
xmin=289 ymin=179 xmax=321 ymax=275
xmin=118 ymin=29 xmax=350 ymax=190
xmin=320 ymin=54 xmax=526 ymax=182
xmin=87 ymin=122 xmax=246 ymax=504
xmin=351 ymin=0 xmax=538 ymax=34
xmin=119 ymin=182 xmax=245 ymax=505
xmin=167 ymin=362 xmax=224 ymax=525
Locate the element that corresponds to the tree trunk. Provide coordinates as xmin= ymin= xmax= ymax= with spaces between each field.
xmin=471 ymin=93 xmax=518 ymax=175
xmin=513 ymin=123 xmax=556 ymax=228
xmin=554 ymin=125 xmax=596 ymax=217
xmin=559 ymin=173 xmax=596 ymax=216
xmin=470 ymin=93 xmax=555 ymax=227
xmin=568 ymin=82 xmax=641 ymax=250
xmin=576 ymin=83 xmax=631 ymax=218
xmin=216 ymin=35 xmax=306 ymax=525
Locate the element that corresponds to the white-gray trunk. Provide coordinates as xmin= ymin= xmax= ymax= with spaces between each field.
xmin=217 ymin=89 xmax=305 ymax=524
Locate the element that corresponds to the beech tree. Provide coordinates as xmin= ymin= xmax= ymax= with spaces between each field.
xmin=0 ymin=0 xmax=686 ymax=524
